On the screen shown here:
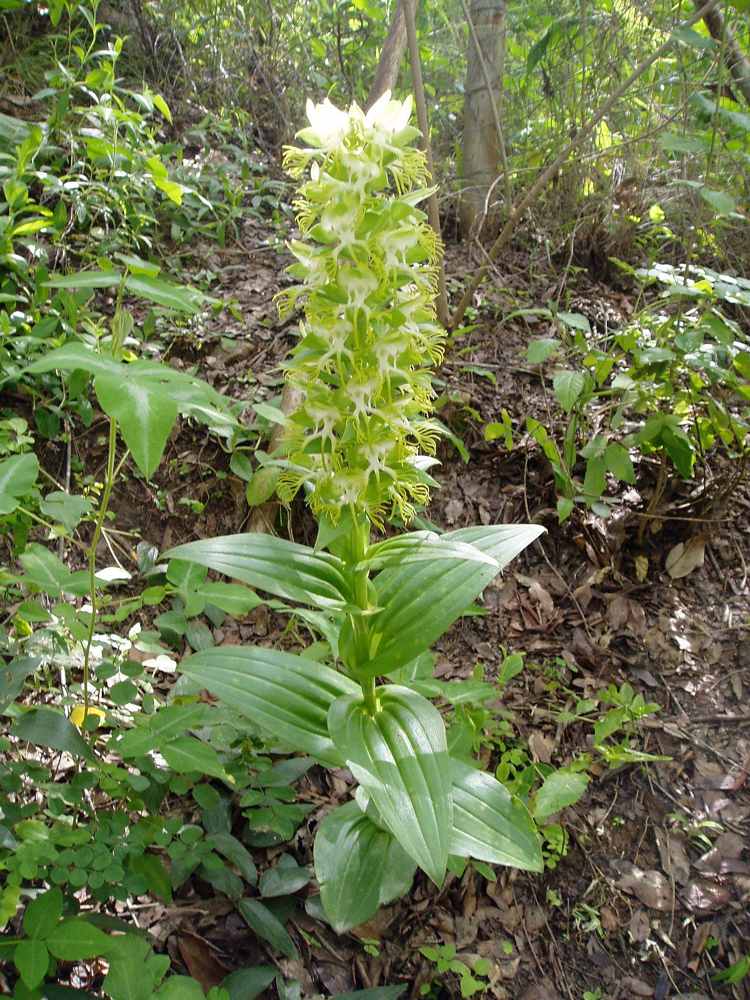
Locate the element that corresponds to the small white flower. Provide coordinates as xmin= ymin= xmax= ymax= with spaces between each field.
xmin=365 ymin=91 xmax=413 ymax=134
xmin=306 ymin=97 xmax=350 ymax=148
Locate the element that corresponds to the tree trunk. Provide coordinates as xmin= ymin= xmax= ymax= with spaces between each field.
xmin=697 ymin=0 xmax=750 ymax=106
xmin=367 ymin=1 xmax=410 ymax=107
xmin=460 ymin=0 xmax=507 ymax=237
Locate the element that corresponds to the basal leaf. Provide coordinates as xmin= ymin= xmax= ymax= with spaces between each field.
xmin=328 ymin=685 xmax=452 ymax=885
xmin=314 ymin=800 xmax=415 ymax=933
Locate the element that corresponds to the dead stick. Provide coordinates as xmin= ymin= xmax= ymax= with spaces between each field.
xmin=403 ymin=0 xmax=449 ymax=327
xmin=449 ymin=0 xmax=721 ymax=331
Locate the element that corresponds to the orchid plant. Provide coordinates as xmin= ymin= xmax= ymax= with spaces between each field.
xmin=163 ymin=92 xmax=545 ymax=933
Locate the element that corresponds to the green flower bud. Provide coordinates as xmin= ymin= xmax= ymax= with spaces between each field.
xmin=276 ymin=92 xmax=445 ymax=528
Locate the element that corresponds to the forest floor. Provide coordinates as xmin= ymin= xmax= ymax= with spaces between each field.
xmin=28 ymin=210 xmax=750 ymax=1000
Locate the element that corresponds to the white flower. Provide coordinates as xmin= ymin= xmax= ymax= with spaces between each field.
xmin=306 ymin=97 xmax=350 ymax=148
xmin=365 ymin=91 xmax=413 ymax=134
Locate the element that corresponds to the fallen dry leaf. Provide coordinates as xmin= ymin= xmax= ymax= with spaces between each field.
xmin=177 ymin=934 xmax=228 ymax=992
xmin=629 ymin=908 xmax=651 ymax=943
xmin=612 ymin=860 xmax=672 ymax=910
xmin=682 ymin=879 xmax=732 ymax=912
xmin=619 ymin=976 xmax=653 ymax=997
xmin=519 ymin=979 xmax=561 ymax=1000
xmin=665 ymin=536 xmax=705 ymax=579
xmin=654 ymin=829 xmax=691 ymax=886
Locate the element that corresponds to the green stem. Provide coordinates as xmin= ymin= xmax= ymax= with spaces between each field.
xmin=81 ymin=416 xmax=118 ymax=724
xmin=346 ymin=508 xmax=378 ymax=713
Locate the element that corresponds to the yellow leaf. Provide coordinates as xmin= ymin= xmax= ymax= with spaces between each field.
xmin=70 ymin=705 xmax=106 ymax=728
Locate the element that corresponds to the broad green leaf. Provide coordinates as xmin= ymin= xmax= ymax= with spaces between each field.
xmin=196 ymin=582 xmax=262 ymax=617
xmin=532 ymin=769 xmax=589 ymax=820
xmin=155 ymin=977 xmax=204 ymax=999
xmin=450 ymin=761 xmax=542 ymax=871
xmin=363 ymin=531 xmax=498 ymax=571
xmin=699 ymin=187 xmax=737 ymax=216
xmin=161 ymin=736 xmax=233 ymax=782
xmin=662 ymin=427 xmax=695 ymax=478
xmin=23 ymin=887 xmax=63 ymax=939
xmin=259 ymin=854 xmax=310 ymax=898
xmin=557 ymin=312 xmax=591 ymax=333
xmin=179 ymin=645 xmax=359 ymax=765
xmin=12 ymin=708 xmax=93 ymax=759
xmin=43 ymin=269 xmax=123 ymax=290
xmin=46 ymin=918 xmax=110 ymax=960
xmin=659 ymin=132 xmax=708 ymax=154
xmin=25 ymin=342 xmax=123 ymax=379
xmin=526 ymin=338 xmax=561 ymax=364
xmin=328 ymin=685 xmax=452 ymax=885
xmin=113 ymin=703 xmax=213 ymax=758
xmin=604 ymin=443 xmax=635 ymax=484
xmin=206 ymin=833 xmax=257 ymax=884
xmin=222 ymin=967 xmax=276 ymax=1000
xmin=128 ymin=854 xmax=172 ymax=903
xmin=245 ymin=467 xmax=280 ymax=507
xmin=152 ymin=94 xmax=172 ymax=123
xmin=238 ymin=899 xmax=297 ymax=959
xmin=0 ymin=656 xmax=40 ymax=713
xmin=115 ymin=252 xmax=161 ymax=276
xmin=163 ymin=533 xmax=351 ymax=610
xmin=14 ymin=937 xmax=49 ymax=988
xmin=0 ymin=453 xmax=38 ymax=513
xmin=18 ymin=543 xmax=87 ymax=596
xmin=553 ymin=370 xmax=585 ymax=412
xmin=95 ymin=375 xmax=178 ymax=479
xmin=103 ymin=934 xmax=170 ymax=1000
xmin=314 ymin=801 xmax=415 ymax=933
xmin=124 ymin=274 xmax=209 ymax=314
xmin=582 ymin=455 xmax=606 ymax=500
xmin=366 ymin=524 xmax=544 ymax=677
xmin=39 ymin=492 xmax=92 ymax=531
